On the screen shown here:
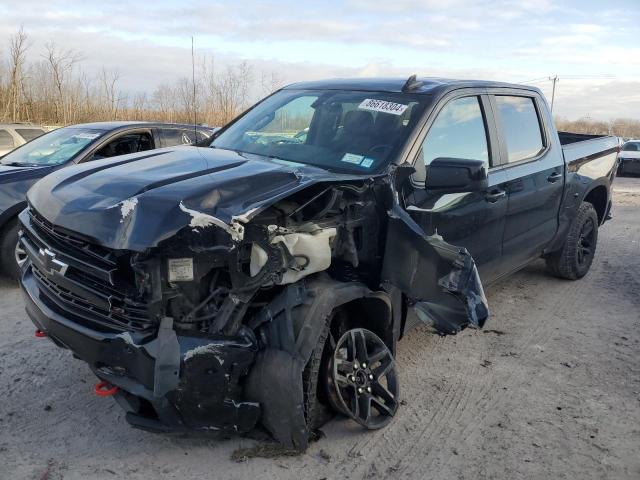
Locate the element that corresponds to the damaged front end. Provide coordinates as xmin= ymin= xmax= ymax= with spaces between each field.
xmin=20 ymin=175 xmax=390 ymax=447
xmin=20 ymin=152 xmax=489 ymax=449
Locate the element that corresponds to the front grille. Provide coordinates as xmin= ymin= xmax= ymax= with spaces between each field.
xmin=23 ymin=209 xmax=154 ymax=333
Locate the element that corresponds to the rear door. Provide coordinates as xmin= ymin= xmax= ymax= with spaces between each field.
xmin=487 ymin=91 xmax=564 ymax=273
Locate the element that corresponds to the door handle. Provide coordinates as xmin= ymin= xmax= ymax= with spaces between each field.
xmin=485 ymin=189 xmax=506 ymax=203
xmin=547 ymin=172 xmax=562 ymax=183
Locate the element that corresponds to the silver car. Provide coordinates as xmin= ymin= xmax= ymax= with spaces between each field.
xmin=0 ymin=124 xmax=47 ymax=156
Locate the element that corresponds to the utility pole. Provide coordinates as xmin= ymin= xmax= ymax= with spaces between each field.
xmin=549 ymin=75 xmax=559 ymax=113
xmin=191 ymin=36 xmax=197 ymax=139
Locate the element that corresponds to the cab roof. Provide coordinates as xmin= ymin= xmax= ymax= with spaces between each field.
xmin=283 ymin=77 xmax=540 ymax=95
xmin=63 ymin=121 xmax=214 ymax=131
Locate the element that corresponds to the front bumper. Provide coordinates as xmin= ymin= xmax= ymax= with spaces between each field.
xmin=619 ymin=158 xmax=640 ymax=175
xmin=21 ymin=265 xmax=260 ymax=434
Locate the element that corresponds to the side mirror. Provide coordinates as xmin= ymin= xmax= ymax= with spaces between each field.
xmin=425 ymin=157 xmax=488 ymax=193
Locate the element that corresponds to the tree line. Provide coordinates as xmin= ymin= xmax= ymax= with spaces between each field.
xmin=0 ymin=28 xmax=282 ymax=128
xmin=555 ymin=116 xmax=640 ymax=140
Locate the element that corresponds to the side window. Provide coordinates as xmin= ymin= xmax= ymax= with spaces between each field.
xmin=90 ymin=132 xmax=153 ymax=161
xmin=0 ymin=130 xmax=15 ymax=149
xmin=161 ymin=128 xmax=198 ymax=147
xmin=16 ymin=128 xmax=46 ymax=142
xmin=421 ymin=96 xmax=490 ymax=168
xmin=494 ymin=96 xmax=544 ymax=163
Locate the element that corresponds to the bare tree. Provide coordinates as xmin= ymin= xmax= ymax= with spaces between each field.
xmin=99 ymin=68 xmax=123 ymax=119
xmin=4 ymin=26 xmax=29 ymax=122
xmin=44 ymin=41 xmax=81 ymax=123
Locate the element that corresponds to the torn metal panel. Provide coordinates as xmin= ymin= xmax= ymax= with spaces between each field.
xmin=179 ymin=201 xmax=245 ymax=241
xmin=382 ymin=204 xmax=489 ymax=334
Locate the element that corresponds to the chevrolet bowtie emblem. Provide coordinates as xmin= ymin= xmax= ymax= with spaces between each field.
xmin=38 ymin=248 xmax=69 ymax=276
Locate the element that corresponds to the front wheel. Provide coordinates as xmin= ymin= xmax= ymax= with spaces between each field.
xmin=0 ymin=219 xmax=24 ymax=282
xmin=303 ymin=320 xmax=400 ymax=432
xmin=546 ymin=202 xmax=599 ymax=280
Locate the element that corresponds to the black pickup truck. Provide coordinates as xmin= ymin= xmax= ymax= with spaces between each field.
xmin=19 ymin=77 xmax=619 ymax=450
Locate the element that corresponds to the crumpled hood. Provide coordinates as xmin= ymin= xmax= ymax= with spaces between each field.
xmin=27 ymin=147 xmax=363 ymax=251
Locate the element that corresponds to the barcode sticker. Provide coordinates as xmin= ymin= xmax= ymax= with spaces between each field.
xmin=358 ymin=99 xmax=408 ymax=116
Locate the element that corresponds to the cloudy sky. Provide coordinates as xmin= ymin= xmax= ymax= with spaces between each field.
xmin=1 ymin=0 xmax=638 ymax=120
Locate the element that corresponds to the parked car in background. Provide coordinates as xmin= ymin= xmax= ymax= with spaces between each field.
xmin=618 ymin=140 xmax=640 ymax=176
xmin=0 ymin=121 xmax=215 ymax=280
xmin=0 ymin=123 xmax=47 ymax=156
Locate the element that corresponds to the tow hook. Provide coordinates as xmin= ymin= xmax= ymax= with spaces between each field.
xmin=94 ymin=381 xmax=119 ymax=397
xmin=35 ymin=329 xmax=47 ymax=338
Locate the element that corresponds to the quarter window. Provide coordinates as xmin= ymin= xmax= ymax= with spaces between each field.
xmin=494 ymin=96 xmax=544 ymax=163
xmin=421 ymin=96 xmax=490 ymax=167
xmin=0 ymin=130 xmax=15 ymax=149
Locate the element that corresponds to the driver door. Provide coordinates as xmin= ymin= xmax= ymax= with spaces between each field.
xmin=383 ymin=93 xmax=508 ymax=334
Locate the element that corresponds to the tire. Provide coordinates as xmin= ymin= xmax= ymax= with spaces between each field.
xmin=301 ymin=311 xmax=335 ymax=432
xmin=546 ymin=202 xmax=599 ymax=280
xmin=0 ymin=218 xmax=24 ymax=282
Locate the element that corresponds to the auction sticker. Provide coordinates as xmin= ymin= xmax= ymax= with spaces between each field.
xmin=358 ymin=98 xmax=408 ymax=116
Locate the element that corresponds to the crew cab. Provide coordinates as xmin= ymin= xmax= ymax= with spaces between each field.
xmin=0 ymin=122 xmax=215 ymax=280
xmin=18 ymin=77 xmax=618 ymax=450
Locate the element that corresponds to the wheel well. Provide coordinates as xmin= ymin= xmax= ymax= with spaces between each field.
xmin=583 ymin=186 xmax=608 ymax=224
xmin=330 ymin=296 xmax=394 ymax=352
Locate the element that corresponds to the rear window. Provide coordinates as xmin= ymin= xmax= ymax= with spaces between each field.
xmin=16 ymin=128 xmax=46 ymax=142
xmin=0 ymin=130 xmax=14 ymax=149
xmin=621 ymin=142 xmax=640 ymax=152
xmin=495 ymin=96 xmax=545 ymax=163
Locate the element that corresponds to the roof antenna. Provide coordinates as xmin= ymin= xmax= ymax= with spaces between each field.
xmin=402 ymin=74 xmax=423 ymax=92
xmin=191 ymin=36 xmax=197 ymax=144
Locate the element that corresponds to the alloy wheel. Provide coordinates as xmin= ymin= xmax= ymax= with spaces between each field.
xmin=327 ymin=328 xmax=399 ymax=429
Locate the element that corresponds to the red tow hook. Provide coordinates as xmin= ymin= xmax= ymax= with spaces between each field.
xmin=94 ymin=381 xmax=119 ymax=397
xmin=35 ymin=329 xmax=47 ymax=338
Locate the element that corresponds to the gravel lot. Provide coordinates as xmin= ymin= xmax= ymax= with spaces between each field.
xmin=1 ymin=178 xmax=639 ymax=480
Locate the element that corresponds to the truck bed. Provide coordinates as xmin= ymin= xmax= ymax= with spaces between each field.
xmin=559 ymin=131 xmax=620 ymax=165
